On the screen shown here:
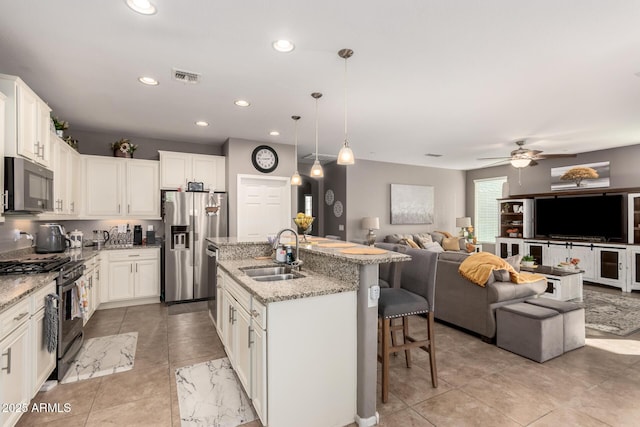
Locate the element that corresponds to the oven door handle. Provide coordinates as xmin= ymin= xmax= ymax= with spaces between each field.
xmin=61 ymin=280 xmax=79 ymax=293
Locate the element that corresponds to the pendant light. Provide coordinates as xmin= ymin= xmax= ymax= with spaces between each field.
xmin=310 ymin=92 xmax=324 ymax=178
xmin=337 ymin=48 xmax=355 ymax=165
xmin=291 ymin=115 xmax=302 ymax=186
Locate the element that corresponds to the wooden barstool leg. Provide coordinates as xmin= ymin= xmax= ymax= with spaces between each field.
xmin=402 ymin=316 xmax=411 ymax=368
xmin=381 ymin=317 xmax=391 ymax=403
xmin=427 ymin=312 xmax=438 ymax=387
xmin=390 ymin=318 xmax=397 ymax=349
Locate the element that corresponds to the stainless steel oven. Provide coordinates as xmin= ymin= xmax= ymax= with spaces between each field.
xmin=55 ymin=261 xmax=85 ymax=380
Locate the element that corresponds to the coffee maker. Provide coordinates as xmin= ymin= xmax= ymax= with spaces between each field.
xmin=133 ymin=225 xmax=143 ymax=245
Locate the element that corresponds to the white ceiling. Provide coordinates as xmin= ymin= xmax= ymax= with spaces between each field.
xmin=1 ymin=1 xmax=640 ymax=170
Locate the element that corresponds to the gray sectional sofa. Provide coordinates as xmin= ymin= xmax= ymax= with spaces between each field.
xmin=377 ymin=242 xmax=547 ymax=340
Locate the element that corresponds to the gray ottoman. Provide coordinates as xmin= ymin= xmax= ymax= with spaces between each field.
xmin=497 ymin=303 xmax=563 ymax=363
xmin=525 ymin=298 xmax=585 ymax=352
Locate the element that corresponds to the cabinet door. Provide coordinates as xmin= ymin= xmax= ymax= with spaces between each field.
xmin=525 ymin=243 xmax=545 ymax=266
xmin=597 ymin=248 xmax=626 ymax=289
xmin=160 ymin=152 xmax=191 ymax=189
xmin=52 ymin=137 xmax=69 ymax=213
xmin=108 ymin=261 xmax=135 ymax=301
xmin=216 ymin=274 xmax=224 ymax=338
xmin=251 ymin=324 xmax=267 ymax=425
xmin=17 ymin=84 xmax=39 ymax=161
xmin=568 ymin=245 xmax=596 ymax=280
xmin=192 ymin=155 xmax=218 ymax=191
xmin=234 ymin=303 xmax=252 ymax=393
xmin=93 ymin=265 xmax=101 ymax=308
xmin=66 ymin=148 xmax=80 ymax=216
xmin=134 ymin=259 xmax=160 ymax=298
xmin=222 ymin=290 xmax=235 ymax=363
xmin=36 ymin=101 xmax=51 ymax=168
xmin=0 ymin=322 xmax=31 ymax=427
xmin=126 ymin=160 xmax=160 ymax=217
xmin=31 ymin=309 xmax=56 ymax=397
xmin=84 ymin=157 xmax=123 ymax=216
xmin=546 ymin=245 xmax=569 ymax=267
xmin=629 ymin=249 xmax=640 ymax=291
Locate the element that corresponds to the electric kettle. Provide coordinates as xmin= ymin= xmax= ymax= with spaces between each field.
xmin=36 ymin=224 xmax=71 ymax=253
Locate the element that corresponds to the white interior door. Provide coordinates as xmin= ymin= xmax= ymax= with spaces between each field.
xmin=237 ymin=175 xmax=290 ymax=240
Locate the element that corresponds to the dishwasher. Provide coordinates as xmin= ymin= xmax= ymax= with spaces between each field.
xmin=206 ymin=243 xmax=218 ymax=324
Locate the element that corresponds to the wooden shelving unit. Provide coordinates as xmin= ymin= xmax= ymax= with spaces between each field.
xmin=499 ymin=199 xmax=533 ymax=238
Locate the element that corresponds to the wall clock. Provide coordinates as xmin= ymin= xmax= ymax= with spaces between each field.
xmin=251 ymin=145 xmax=278 ymax=173
xmin=325 ymin=189 xmax=335 ymax=206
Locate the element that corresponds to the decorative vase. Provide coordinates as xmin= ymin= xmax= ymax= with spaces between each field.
xmin=56 ymin=130 xmax=64 ymax=138
xmin=113 ymin=149 xmax=132 ymax=158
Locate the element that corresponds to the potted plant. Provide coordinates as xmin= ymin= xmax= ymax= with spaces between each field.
xmin=111 ymin=138 xmax=138 ymax=158
xmin=521 ymin=255 xmax=535 ymax=268
xmin=51 ymin=115 xmax=69 ymax=138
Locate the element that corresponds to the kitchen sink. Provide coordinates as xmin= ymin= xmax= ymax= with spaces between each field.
xmin=241 ymin=265 xmax=303 ymax=282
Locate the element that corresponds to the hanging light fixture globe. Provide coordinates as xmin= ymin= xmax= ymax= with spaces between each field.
xmin=290 ymin=115 xmax=302 ymax=186
xmin=310 ymin=92 xmax=324 ymax=178
xmin=510 ymin=157 xmax=531 ymax=168
xmin=337 ymin=48 xmax=355 ymax=165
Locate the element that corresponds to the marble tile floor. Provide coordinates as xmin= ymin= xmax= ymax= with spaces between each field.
xmin=15 ymin=292 xmax=640 ymax=426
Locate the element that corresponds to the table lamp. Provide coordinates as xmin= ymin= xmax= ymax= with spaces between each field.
xmin=456 ymin=217 xmax=471 ymax=237
xmin=361 ymin=217 xmax=380 ymax=246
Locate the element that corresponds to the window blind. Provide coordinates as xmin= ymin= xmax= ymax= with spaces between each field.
xmin=474 ymin=177 xmax=507 ymax=243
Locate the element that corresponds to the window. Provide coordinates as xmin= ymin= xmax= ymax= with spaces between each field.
xmin=474 ymin=177 xmax=507 ymax=243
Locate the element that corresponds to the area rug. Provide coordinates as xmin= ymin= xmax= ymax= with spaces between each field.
xmin=61 ymin=332 xmax=137 ymax=384
xmin=583 ymin=289 xmax=640 ymax=336
xmin=175 ymin=357 xmax=257 ymax=427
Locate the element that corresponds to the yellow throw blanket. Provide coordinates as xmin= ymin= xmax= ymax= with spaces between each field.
xmin=458 ymin=252 xmax=546 ymax=287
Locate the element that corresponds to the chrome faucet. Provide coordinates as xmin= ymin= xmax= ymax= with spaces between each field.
xmin=273 ymin=228 xmax=303 ymax=270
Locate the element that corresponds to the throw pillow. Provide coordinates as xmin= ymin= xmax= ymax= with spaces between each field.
xmin=429 ymin=232 xmax=446 ymax=245
xmin=442 ymin=237 xmax=462 ymax=251
xmin=505 ymin=254 xmax=522 ymax=272
xmin=493 ymin=269 xmax=511 ymax=282
xmin=435 ymin=230 xmax=453 ymax=238
xmin=414 ymin=233 xmax=433 ymax=248
xmin=400 ymin=238 xmax=420 ymax=249
xmin=465 ymin=243 xmax=476 ymax=253
xmin=384 ymin=234 xmax=413 ymax=244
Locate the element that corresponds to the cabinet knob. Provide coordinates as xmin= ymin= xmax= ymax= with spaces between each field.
xmin=251 ymin=309 xmax=259 ymax=318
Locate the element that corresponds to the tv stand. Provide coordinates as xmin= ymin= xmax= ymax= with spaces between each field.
xmin=548 ymin=235 xmax=606 ymax=243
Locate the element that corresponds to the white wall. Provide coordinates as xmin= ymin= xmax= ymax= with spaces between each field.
xmin=346 ymin=159 xmax=466 ymax=242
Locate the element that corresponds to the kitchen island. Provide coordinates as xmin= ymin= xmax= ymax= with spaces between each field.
xmin=209 ymin=237 xmax=409 ymax=427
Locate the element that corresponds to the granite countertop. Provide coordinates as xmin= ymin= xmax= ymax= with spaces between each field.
xmin=0 ymin=272 xmax=58 ymax=314
xmin=218 ymin=259 xmax=358 ymax=304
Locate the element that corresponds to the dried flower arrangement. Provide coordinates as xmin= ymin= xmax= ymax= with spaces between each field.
xmin=110 ymin=138 xmax=138 ymax=157
xmin=560 ymin=166 xmax=598 ymax=187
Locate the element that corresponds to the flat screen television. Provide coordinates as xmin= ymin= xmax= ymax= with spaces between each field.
xmin=535 ymin=194 xmax=625 ymax=242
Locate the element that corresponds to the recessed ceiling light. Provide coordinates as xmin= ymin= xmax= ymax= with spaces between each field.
xmin=138 ymin=76 xmax=159 ymax=86
xmin=234 ymin=99 xmax=250 ymax=107
xmin=269 ymin=131 xmax=280 ymax=136
xmin=272 ymin=40 xmax=295 ymax=53
xmin=195 ymin=121 xmax=209 ymax=127
xmin=125 ymin=0 xmax=156 ymax=15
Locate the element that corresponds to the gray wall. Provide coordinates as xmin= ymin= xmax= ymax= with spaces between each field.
xmin=223 ymin=138 xmax=297 ymax=237
xmin=323 ymin=162 xmax=347 ymax=240
xmin=70 ymin=128 xmax=222 ymax=160
xmin=346 ymin=160 xmax=466 ymax=242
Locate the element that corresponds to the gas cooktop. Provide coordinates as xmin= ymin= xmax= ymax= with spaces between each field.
xmin=0 ymin=256 xmax=71 ymax=275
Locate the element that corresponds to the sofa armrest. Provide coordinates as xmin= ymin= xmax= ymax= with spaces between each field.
xmin=487 ymin=279 xmax=547 ymax=304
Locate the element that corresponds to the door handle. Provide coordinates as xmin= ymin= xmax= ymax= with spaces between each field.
xmin=3 ymin=190 xmax=8 ymax=210
xmin=128 ymin=204 xmax=130 ymax=214
xmin=39 ymin=144 xmax=45 ymax=159
xmin=118 ymin=204 xmax=121 ymax=213
xmin=130 ymin=264 xmax=133 ymax=273
xmin=13 ymin=312 xmax=29 ymax=322
xmin=1 ymin=348 xmax=11 ymax=374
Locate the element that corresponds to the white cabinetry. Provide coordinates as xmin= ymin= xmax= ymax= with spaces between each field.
xmin=627 ymin=247 xmax=640 ymax=292
xmin=83 ymin=256 xmax=100 ymax=324
xmin=159 ymin=150 xmax=226 ymax=191
xmin=0 ymin=91 xmax=5 ymax=222
xmin=499 ymin=199 xmax=534 ymax=239
xmin=101 ymin=248 xmax=160 ymax=308
xmin=545 ymin=242 xmax=596 ymax=281
xmin=83 ymin=156 xmax=159 ymax=219
xmin=50 ymin=134 xmax=80 ymax=216
xmin=30 ymin=282 xmax=57 ymax=397
xmin=0 ymin=74 xmax=52 ymax=168
xmin=628 ymin=193 xmax=640 ymax=244
xmin=0 ymin=321 xmax=30 ymax=427
xmin=595 ymin=246 xmax=627 ymax=290
xmin=218 ymin=268 xmax=356 ymax=427
xmin=495 ymin=237 xmax=523 ymax=258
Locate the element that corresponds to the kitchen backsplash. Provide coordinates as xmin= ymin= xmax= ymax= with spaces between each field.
xmin=0 ymin=217 xmax=164 ymax=254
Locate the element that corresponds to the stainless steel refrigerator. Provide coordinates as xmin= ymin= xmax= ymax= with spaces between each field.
xmin=163 ymin=191 xmax=228 ymax=303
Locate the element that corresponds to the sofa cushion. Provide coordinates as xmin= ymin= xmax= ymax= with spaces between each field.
xmin=385 ymin=234 xmax=414 ymax=244
xmin=413 ymin=233 xmax=433 ymax=248
xmin=378 ymin=288 xmax=429 ymax=319
xmin=423 ymin=242 xmax=444 ymax=253
xmin=442 ymin=237 xmax=462 ymax=251
xmin=438 ymin=251 xmax=469 ymax=263
xmin=429 ymin=232 xmax=446 ymax=245
xmin=493 ymin=269 xmax=511 ymax=282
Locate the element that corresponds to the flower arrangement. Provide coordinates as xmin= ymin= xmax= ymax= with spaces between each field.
xmin=293 ymin=212 xmax=314 ymax=235
xmin=64 ymin=136 xmax=78 ymax=151
xmin=111 ymin=138 xmax=138 ymax=157
xmin=560 ymin=167 xmax=599 ymax=187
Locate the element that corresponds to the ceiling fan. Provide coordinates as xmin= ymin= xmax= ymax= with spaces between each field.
xmin=478 ymin=140 xmax=577 ymax=168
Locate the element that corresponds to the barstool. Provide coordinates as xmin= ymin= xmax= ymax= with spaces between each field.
xmin=377 ymin=248 xmax=438 ymax=403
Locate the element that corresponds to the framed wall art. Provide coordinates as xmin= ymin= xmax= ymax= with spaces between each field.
xmin=390 ymin=184 xmax=434 ymax=224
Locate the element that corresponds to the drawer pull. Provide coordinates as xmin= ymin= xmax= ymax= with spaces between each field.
xmin=248 ymin=326 xmax=254 ymax=347
xmin=1 ymin=348 xmax=11 ymax=374
xmin=251 ymin=309 xmax=259 ymax=318
xmin=13 ymin=312 xmax=29 ymax=322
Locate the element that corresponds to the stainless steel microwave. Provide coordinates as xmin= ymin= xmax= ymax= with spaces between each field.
xmin=4 ymin=157 xmax=53 ymax=213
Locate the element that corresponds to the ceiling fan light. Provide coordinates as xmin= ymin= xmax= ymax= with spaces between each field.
xmin=337 ymin=143 xmax=354 ymax=165
xmin=310 ymin=160 xmax=324 ymax=178
xmin=510 ymin=158 xmax=532 ymax=168
xmin=291 ymin=171 xmax=302 ymax=186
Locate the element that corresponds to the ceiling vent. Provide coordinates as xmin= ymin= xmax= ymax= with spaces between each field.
xmin=172 ymin=68 xmax=201 ymax=84
xmin=301 ymin=153 xmax=338 ymax=162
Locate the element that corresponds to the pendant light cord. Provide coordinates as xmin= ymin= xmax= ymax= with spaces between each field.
xmin=315 ymin=97 xmax=319 ymax=161
xmin=294 ymin=119 xmax=298 ymax=161
xmin=344 ymin=56 xmax=348 ymax=142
